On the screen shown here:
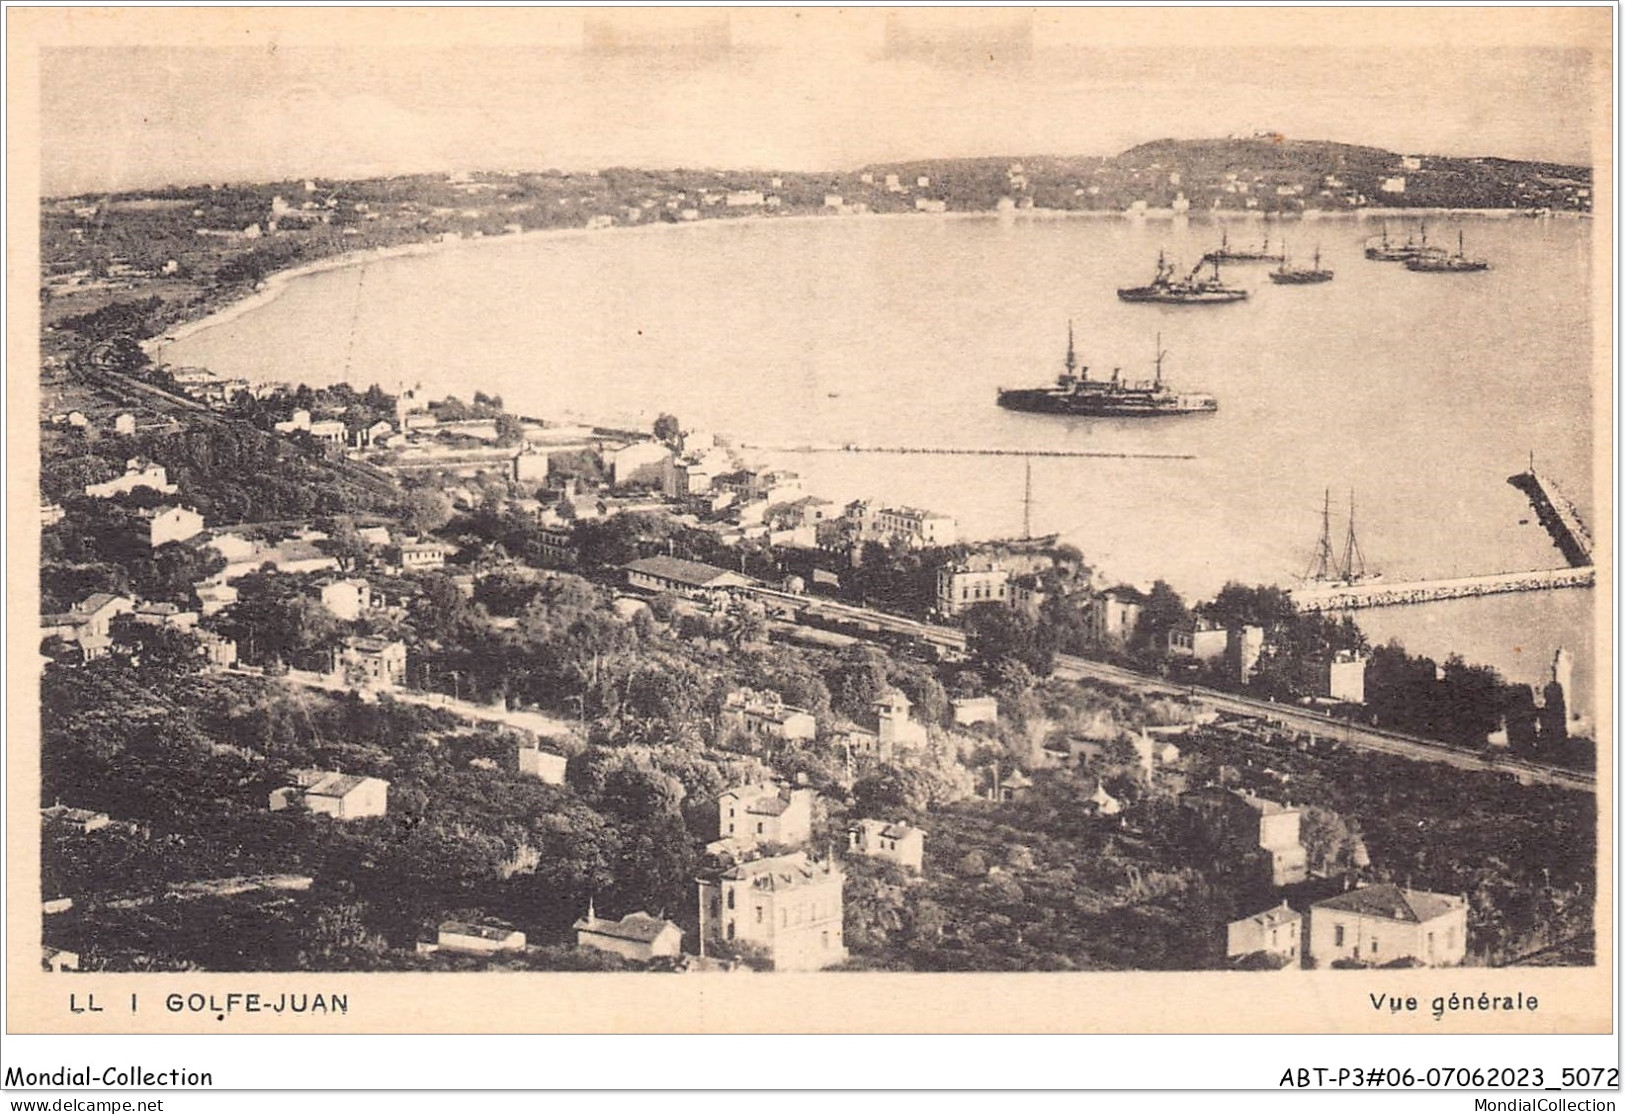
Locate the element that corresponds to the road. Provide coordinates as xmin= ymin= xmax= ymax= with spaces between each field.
xmin=1052 ymin=654 xmax=1594 ymax=794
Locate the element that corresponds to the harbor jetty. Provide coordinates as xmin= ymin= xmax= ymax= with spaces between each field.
xmin=1508 ymin=460 xmax=1593 ymax=567
xmin=1292 ymin=565 xmax=1594 ymax=612
xmin=741 ymin=443 xmax=1196 ymax=461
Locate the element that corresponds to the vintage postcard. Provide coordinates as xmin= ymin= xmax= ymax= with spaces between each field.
xmin=6 ymin=6 xmax=1612 ymax=1039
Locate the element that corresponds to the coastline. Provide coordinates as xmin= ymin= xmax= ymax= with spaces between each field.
xmin=76 ymin=199 xmax=1601 ymax=735
xmin=143 ymin=202 xmax=1577 ymax=362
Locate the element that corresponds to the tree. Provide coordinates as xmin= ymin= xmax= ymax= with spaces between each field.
xmin=652 ymin=413 xmax=682 ymax=449
xmin=401 ymin=488 xmax=453 ymax=535
xmin=963 ymin=602 xmax=1054 ymax=676
xmin=317 ymin=516 xmax=371 ymax=572
xmin=827 ymin=644 xmax=893 ymax=721
xmin=222 ymin=574 xmax=342 ymax=667
xmin=493 ymin=412 xmax=526 ymax=447
xmin=1131 ymin=580 xmax=1189 ymax=656
xmin=852 ymin=763 xmax=933 ymax=817
xmin=1299 ymin=804 xmax=1358 ymax=876
xmin=108 ymin=616 xmax=206 ymax=680
xmin=1207 ymin=583 xmax=1297 ymax=632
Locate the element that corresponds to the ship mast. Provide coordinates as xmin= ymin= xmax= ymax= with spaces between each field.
xmin=1339 ymin=489 xmax=1368 ymax=582
xmin=1064 ymin=320 xmax=1077 ymax=376
xmin=1305 ymin=488 xmax=1337 ymax=581
xmin=1153 ymin=333 xmax=1166 ymax=388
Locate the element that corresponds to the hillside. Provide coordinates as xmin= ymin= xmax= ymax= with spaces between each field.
xmin=861 ymin=136 xmax=1591 ymax=214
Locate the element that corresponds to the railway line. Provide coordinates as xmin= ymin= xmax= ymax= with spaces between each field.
xmin=1053 ymin=653 xmax=1593 ymax=793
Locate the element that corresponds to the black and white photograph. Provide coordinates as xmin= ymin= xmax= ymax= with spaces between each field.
xmin=10 ymin=6 xmax=1611 ymax=1042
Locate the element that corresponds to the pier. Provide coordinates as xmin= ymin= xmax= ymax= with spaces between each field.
xmin=741 ymin=443 xmax=1195 ymax=461
xmin=1508 ymin=464 xmax=1593 ymax=567
xmin=1291 ymin=565 xmax=1594 ymax=612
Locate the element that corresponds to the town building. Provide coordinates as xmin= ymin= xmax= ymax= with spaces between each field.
xmin=269 ymin=769 xmax=389 ymax=820
xmin=1308 ymin=884 xmax=1468 ymax=968
xmin=535 ymin=526 xmax=579 ymax=567
xmin=308 ymin=419 xmax=348 ymax=444
xmin=574 ymin=905 xmax=684 ymax=962
xmin=847 ymin=503 xmax=956 ymax=548
xmin=84 ymin=458 xmax=177 ymax=499
xmin=716 ymin=467 xmax=802 ymax=503
xmin=1180 ymin=786 xmax=1308 ymax=887
xmin=623 ymin=556 xmax=752 ymax=598
xmin=335 ymin=636 xmax=407 ymax=688
xmin=1087 ymin=586 xmax=1145 ymax=645
xmin=1228 ymin=624 xmax=1266 ymax=685
xmin=516 ymin=745 xmax=568 ymax=785
xmin=274 ymin=409 xmax=313 ymax=434
xmin=356 ymin=419 xmax=396 ymax=448
xmin=391 ymin=539 xmax=450 ymax=571
xmin=697 ymin=851 xmax=846 ymax=971
xmin=129 ymin=601 xmax=200 ymax=630
xmin=873 ymin=689 xmax=929 ymax=751
xmin=1130 ymin=731 xmax=1181 ymax=778
xmin=1080 ymin=777 xmax=1122 ymax=816
xmin=1227 ymin=901 xmax=1303 ymax=967
xmin=140 ymin=505 xmax=206 ymax=548
xmin=1167 ymin=615 xmax=1229 ymax=661
xmin=1325 ymin=651 xmax=1368 ymax=704
xmin=717 ymin=783 xmax=816 ymax=848
xmin=197 ymin=630 xmax=239 ymax=670
xmin=721 ymin=689 xmax=818 ymax=743
xmin=663 ymin=455 xmax=725 ymax=498
xmin=1009 ymin=573 xmax=1050 ymax=618
xmin=773 ymin=496 xmax=835 ymax=531
xmin=833 ymin=723 xmax=886 ymax=761
xmin=435 ymin=920 xmax=526 ymax=955
xmin=318 ymin=577 xmax=372 ymax=621
xmin=609 ymin=441 xmax=673 ymax=488
xmin=936 ymin=558 xmax=1011 ymax=617
xmin=992 ymin=767 xmax=1033 ymax=802
xmin=41 ymin=501 xmax=65 ymax=527
xmin=847 ymin=818 xmax=926 ymax=872
xmin=41 ymin=593 xmax=135 ymax=658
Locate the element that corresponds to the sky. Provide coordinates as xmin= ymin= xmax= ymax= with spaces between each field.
xmin=32 ymin=8 xmax=1608 ymax=196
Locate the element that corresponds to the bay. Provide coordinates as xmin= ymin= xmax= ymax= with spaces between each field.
xmin=163 ymin=212 xmax=1598 ymax=718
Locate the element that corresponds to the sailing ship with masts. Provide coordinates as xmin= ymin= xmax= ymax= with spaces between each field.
xmin=1303 ymin=489 xmax=1380 ymax=586
xmin=1269 ymin=244 xmax=1334 ymax=285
